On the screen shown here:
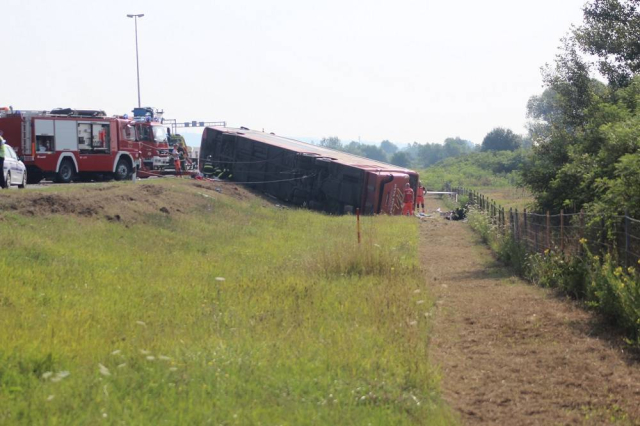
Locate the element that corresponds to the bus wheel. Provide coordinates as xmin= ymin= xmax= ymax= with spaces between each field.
xmin=114 ymin=159 xmax=131 ymax=181
xmin=56 ymin=160 xmax=75 ymax=183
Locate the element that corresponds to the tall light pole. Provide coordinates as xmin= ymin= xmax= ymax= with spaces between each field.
xmin=127 ymin=13 xmax=144 ymax=108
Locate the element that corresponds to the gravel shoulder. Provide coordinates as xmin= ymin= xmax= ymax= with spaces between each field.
xmin=421 ymin=197 xmax=640 ymax=425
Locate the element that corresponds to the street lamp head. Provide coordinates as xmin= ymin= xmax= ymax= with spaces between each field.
xmin=127 ymin=14 xmax=144 ymax=18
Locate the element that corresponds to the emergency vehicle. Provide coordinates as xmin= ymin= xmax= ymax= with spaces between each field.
xmin=0 ymin=107 xmax=140 ymax=184
xmin=131 ymin=107 xmax=171 ymax=175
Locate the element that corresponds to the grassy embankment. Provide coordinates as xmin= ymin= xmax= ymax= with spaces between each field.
xmin=0 ymin=181 xmax=452 ymax=424
xmin=418 ymin=150 xmax=533 ymax=211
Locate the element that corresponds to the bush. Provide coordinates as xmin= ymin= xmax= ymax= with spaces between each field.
xmin=524 ymin=250 xmax=587 ymax=299
xmin=583 ymin=250 xmax=640 ymax=341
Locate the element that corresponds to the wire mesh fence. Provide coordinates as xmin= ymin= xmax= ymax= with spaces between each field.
xmin=452 ymin=187 xmax=640 ymax=268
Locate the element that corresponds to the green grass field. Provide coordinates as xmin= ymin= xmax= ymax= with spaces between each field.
xmin=0 ymin=182 xmax=453 ymax=425
xmin=470 ymin=186 xmax=533 ymax=211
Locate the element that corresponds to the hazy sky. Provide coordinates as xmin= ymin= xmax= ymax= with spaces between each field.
xmin=3 ymin=0 xmax=587 ymax=146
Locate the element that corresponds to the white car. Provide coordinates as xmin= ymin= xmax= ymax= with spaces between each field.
xmin=2 ymin=144 xmax=27 ymax=189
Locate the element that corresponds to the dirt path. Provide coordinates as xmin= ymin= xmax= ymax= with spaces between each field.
xmin=421 ymin=197 xmax=640 ymax=425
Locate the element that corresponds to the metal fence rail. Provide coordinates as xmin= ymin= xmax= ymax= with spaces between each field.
xmin=452 ymin=187 xmax=640 ymax=268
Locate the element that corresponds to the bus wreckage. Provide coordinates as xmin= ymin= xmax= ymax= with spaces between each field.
xmin=199 ymin=127 xmax=419 ymax=215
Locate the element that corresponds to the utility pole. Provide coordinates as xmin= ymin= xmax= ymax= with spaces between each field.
xmin=127 ymin=14 xmax=144 ymax=108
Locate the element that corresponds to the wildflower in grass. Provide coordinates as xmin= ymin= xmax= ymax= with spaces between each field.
xmin=140 ymin=349 xmax=150 ymax=355
xmin=413 ymin=289 xmax=421 ymax=293
xmin=147 ymin=356 xmax=156 ymax=361
xmin=416 ymin=300 xmax=425 ymax=305
xmin=42 ymin=372 xmax=53 ymax=380
xmin=136 ymin=321 xmax=147 ymax=327
xmin=169 ymin=367 xmax=178 ymax=371
xmin=215 ymin=277 xmax=225 ymax=282
xmin=117 ymin=363 xmax=127 ymax=368
xmin=614 ymin=267 xmax=623 ymax=277
xmin=46 ymin=395 xmax=55 ymax=401
xmin=544 ymin=249 xmax=550 ymax=255
xmin=409 ymin=321 xmax=418 ymax=326
xmin=99 ymin=363 xmax=111 ymax=376
xmin=579 ymin=238 xmax=588 ymax=244
xmin=111 ymin=349 xmax=121 ymax=355
xmin=158 ymin=355 xmax=171 ymax=361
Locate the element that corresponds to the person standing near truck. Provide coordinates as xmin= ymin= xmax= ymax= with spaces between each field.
xmin=402 ymin=182 xmax=414 ymax=216
xmin=177 ymin=144 xmax=187 ymax=173
xmin=172 ymin=146 xmax=182 ymax=177
xmin=0 ymin=132 xmax=6 ymax=189
xmin=415 ymin=182 xmax=426 ymax=214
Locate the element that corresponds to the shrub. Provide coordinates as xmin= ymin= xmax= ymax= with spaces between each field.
xmin=583 ymin=250 xmax=640 ymax=341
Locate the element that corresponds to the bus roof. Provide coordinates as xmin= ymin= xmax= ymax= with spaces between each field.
xmin=208 ymin=127 xmax=417 ymax=175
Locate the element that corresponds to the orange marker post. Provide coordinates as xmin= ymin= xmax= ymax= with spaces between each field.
xmin=356 ymin=208 xmax=361 ymax=244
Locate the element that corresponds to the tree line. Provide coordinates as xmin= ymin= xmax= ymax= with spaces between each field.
xmin=316 ymin=130 xmax=528 ymax=169
xmin=319 ymin=0 xmax=639 ymax=220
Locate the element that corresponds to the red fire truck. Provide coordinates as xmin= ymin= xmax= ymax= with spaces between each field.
xmin=0 ymin=108 xmax=140 ymax=184
xmin=131 ymin=107 xmax=171 ymax=176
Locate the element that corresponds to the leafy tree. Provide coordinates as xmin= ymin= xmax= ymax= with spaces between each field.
xmin=574 ymin=0 xmax=640 ymax=86
xmin=360 ymin=145 xmax=388 ymax=162
xmin=444 ymin=137 xmax=474 ymax=157
xmin=319 ymin=136 xmax=342 ymax=150
xmin=380 ymin=140 xmax=398 ymax=155
xmin=481 ymin=128 xmax=522 ymax=152
xmin=390 ymin=151 xmax=411 ymax=167
xmin=520 ymin=0 xmax=640 ymax=216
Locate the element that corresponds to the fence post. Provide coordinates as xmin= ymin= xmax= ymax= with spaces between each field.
xmin=524 ymin=208 xmax=528 ymax=250
xmin=625 ymin=209 xmax=629 ymax=268
xmin=534 ymin=212 xmax=539 ymax=253
xmin=502 ymin=207 xmax=506 ymax=232
xmin=510 ymin=208 xmax=513 ymax=237
xmin=601 ymin=217 xmax=606 ymax=256
xmin=356 ymin=208 xmax=361 ymax=244
xmin=515 ymin=208 xmax=519 ymax=242
xmin=579 ymin=209 xmax=584 ymax=256
xmin=560 ymin=209 xmax=564 ymax=252
xmin=546 ymin=210 xmax=551 ymax=250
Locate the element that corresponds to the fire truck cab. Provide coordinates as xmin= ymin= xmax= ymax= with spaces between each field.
xmin=0 ymin=108 xmax=140 ymax=184
xmin=131 ymin=107 xmax=171 ymax=175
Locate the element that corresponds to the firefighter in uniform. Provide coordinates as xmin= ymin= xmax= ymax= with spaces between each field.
xmin=0 ymin=132 xmax=6 ymax=189
xmin=402 ymin=182 xmax=414 ymax=216
xmin=415 ymin=183 xmax=426 ymax=214
xmin=172 ymin=146 xmax=182 ymax=177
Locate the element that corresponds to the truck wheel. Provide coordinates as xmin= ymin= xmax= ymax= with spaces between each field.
xmin=114 ymin=159 xmax=131 ymax=181
xmin=18 ymin=171 xmax=27 ymax=189
xmin=27 ymin=169 xmax=43 ymax=184
xmin=56 ymin=160 xmax=75 ymax=183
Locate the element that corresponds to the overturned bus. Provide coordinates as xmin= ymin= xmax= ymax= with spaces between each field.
xmin=199 ymin=126 xmax=419 ymax=215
